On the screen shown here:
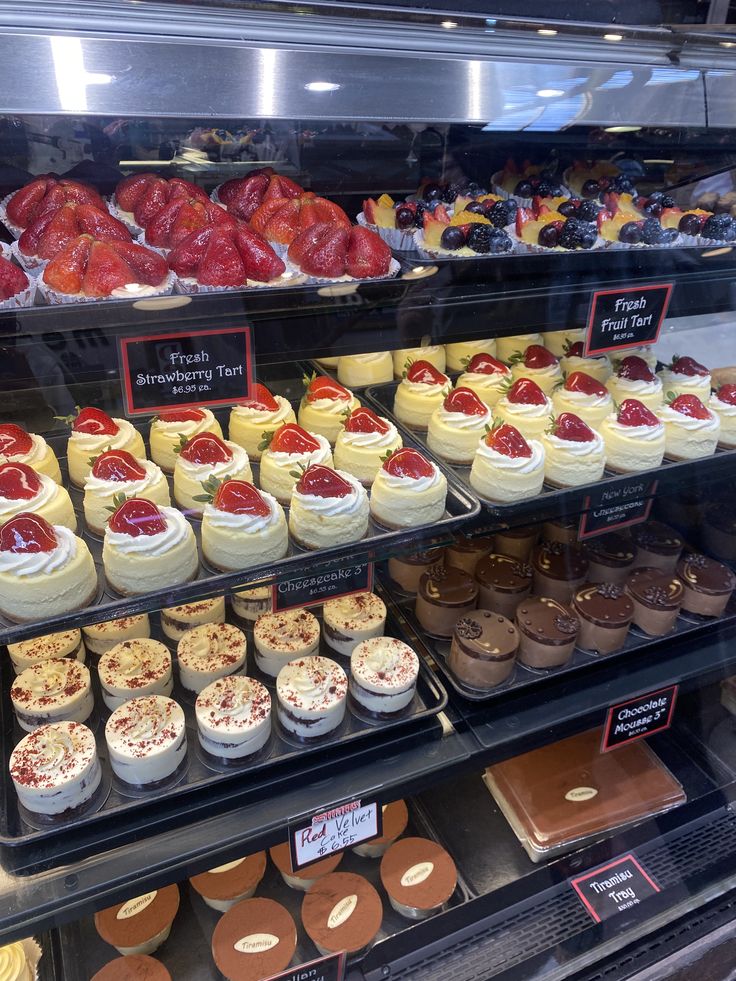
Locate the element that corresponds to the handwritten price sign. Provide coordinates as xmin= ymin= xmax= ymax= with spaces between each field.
xmin=288 ymin=800 xmax=382 ymax=871
xmin=601 ymin=685 xmax=678 ymax=752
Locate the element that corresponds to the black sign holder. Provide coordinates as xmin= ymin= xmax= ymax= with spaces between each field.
xmin=601 ymin=684 xmax=678 ymax=753
xmin=571 ymin=852 xmax=661 ymax=923
xmin=584 ymin=283 xmax=673 ymax=357
xmin=272 ymin=563 xmax=374 ymax=613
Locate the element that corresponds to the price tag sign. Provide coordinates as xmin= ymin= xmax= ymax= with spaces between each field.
xmin=578 ymin=479 xmax=657 ymax=540
xmin=272 ymin=562 xmax=374 ymax=613
xmin=119 ymin=326 xmax=255 ymax=415
xmin=289 ymin=800 xmax=382 ymax=871
xmin=571 ymin=853 xmax=660 ymax=923
xmin=585 ymin=283 xmax=673 ymax=357
xmin=266 ymin=952 xmax=346 ymax=981
xmin=601 ymin=684 xmax=678 ymax=752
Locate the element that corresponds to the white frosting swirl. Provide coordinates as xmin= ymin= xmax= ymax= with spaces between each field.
xmin=291 ymin=469 xmax=366 ymax=516
xmin=374 ymin=462 xmax=441 ymax=491
xmin=520 ymin=363 xmax=561 ymax=382
xmin=277 ymin=656 xmax=346 ymax=710
xmin=24 ymin=659 xmax=77 ymax=698
xmin=70 ymin=417 xmax=137 ymax=453
xmin=267 ymin=432 xmax=331 ymax=468
xmin=561 ymin=355 xmax=610 ymax=372
xmin=436 ymin=404 xmax=492 ymax=430
xmin=339 ymin=418 xmax=398 ymax=447
xmin=603 ymin=415 xmax=664 ymax=440
xmin=84 ymin=458 xmax=163 ymax=496
xmin=0 ymin=524 xmax=76 ymax=575
xmin=0 ymin=432 xmax=49 ymax=466
xmin=710 ymin=394 xmax=736 ymax=417
xmin=204 ymin=489 xmax=282 ymax=531
xmin=399 ymin=376 xmax=449 ymax=397
xmin=498 ymin=396 xmax=552 ymax=417
xmin=306 ymin=396 xmax=353 ymax=415
xmin=0 ymin=942 xmax=30 ymax=980
xmin=104 ymin=505 xmax=190 ymax=555
xmin=658 ymin=368 xmax=711 ymax=390
xmin=545 ymin=431 xmax=605 ymax=455
xmin=458 ymin=370 xmax=509 ymax=391
xmin=117 ymin=698 xmax=169 ymax=742
xmin=349 ymin=353 xmax=387 ymax=364
xmin=231 ymin=395 xmax=293 ymax=425
xmin=476 ymin=438 xmax=545 ymax=472
xmin=557 ymin=388 xmax=611 ymax=409
xmin=0 ymin=471 xmax=58 ymax=517
xmin=610 ymin=376 xmax=662 ymax=396
xmin=152 ymin=409 xmax=215 ymax=436
xmin=657 ymin=405 xmax=719 ymax=432
xmin=176 ymin=440 xmax=249 ymax=480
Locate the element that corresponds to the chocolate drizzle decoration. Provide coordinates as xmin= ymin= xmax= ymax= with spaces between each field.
xmin=643 ymin=585 xmax=669 ymax=606
xmin=455 ymin=617 xmax=482 ymax=640
xmin=554 ymin=615 xmax=578 ymax=635
xmin=597 ymin=583 xmax=623 ymax=599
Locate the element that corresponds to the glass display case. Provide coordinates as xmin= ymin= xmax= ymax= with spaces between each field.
xmin=2 ymin=3 xmax=736 ymax=979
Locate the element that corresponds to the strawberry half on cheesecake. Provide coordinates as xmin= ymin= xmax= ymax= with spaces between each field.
xmin=509 ymin=344 xmax=563 ymax=395
xmin=228 ymin=384 xmax=296 ymax=460
xmin=102 ymin=498 xmax=198 ymax=596
xmin=0 ymin=424 xmax=62 ymax=484
xmin=456 ymin=353 xmax=511 ymax=408
xmin=541 ymin=413 xmax=606 ymax=487
xmin=606 ymin=355 xmax=663 ymax=411
xmin=149 ymin=407 xmax=223 ymax=473
xmin=0 ymin=513 xmax=97 ymax=621
xmin=0 ymin=462 xmax=76 ymax=531
xmin=63 ymin=407 xmax=146 ymax=488
xmin=427 ymin=387 xmax=492 ymax=464
xmin=173 ymin=432 xmax=252 ymax=516
xmin=710 ymin=384 xmax=736 ymax=448
xmin=551 ymin=371 xmax=613 ymax=429
xmin=370 ymin=448 xmax=447 ymax=529
xmin=599 ymin=399 xmax=665 ymax=473
xmin=559 ymin=341 xmax=612 ymax=384
xmin=495 ymin=378 xmax=553 ymax=441
xmin=657 ymin=354 xmax=711 ymax=401
xmin=259 ymin=423 xmax=333 ymax=505
xmin=470 ymin=423 xmax=544 ymax=502
xmin=298 ymin=375 xmax=360 ymax=445
xmin=657 ymin=394 xmax=720 ymax=461
xmin=83 ymin=449 xmax=170 ymax=535
xmin=202 ymin=479 xmax=288 ymax=572
xmin=334 ymin=407 xmax=402 ymax=485
xmin=393 ymin=360 xmax=451 ymax=431
xmin=288 ymin=464 xmax=369 ymax=550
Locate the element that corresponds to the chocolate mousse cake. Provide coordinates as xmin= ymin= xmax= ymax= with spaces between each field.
xmin=91 ymin=955 xmax=172 ymax=981
xmin=625 ymin=567 xmax=684 ymax=635
xmin=475 ymin=553 xmax=533 ymax=619
xmin=415 ymin=566 xmax=478 ymax=638
xmin=630 ymin=520 xmax=684 ymax=573
xmin=493 ymin=525 xmax=539 ymax=562
xmin=301 ymin=871 xmax=383 ymax=955
xmin=95 ymin=884 xmax=180 ymax=956
xmin=354 ymin=799 xmax=409 ymax=858
xmin=445 ymin=535 xmax=495 ymax=575
xmin=212 ymin=897 xmax=297 ymax=981
xmin=448 ymin=611 xmax=518 ymax=689
xmin=676 ymin=552 xmax=735 ymax=617
xmin=572 ymin=583 xmax=634 ymax=655
xmin=190 ymin=851 xmax=267 ymax=912
xmin=380 ymin=837 xmax=457 ymax=920
xmin=532 ymin=542 xmax=588 ymax=603
xmin=582 ymin=532 xmax=635 ymax=584
xmin=269 ymin=842 xmax=343 ymax=891
xmin=515 ymin=597 xmax=579 ymax=669
xmin=387 ymin=547 xmax=444 ymax=594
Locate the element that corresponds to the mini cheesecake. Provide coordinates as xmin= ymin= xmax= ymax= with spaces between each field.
xmin=626 ymin=567 xmax=684 ymax=635
xmin=393 ymin=360 xmax=451 ymax=431
xmin=92 ymin=956 xmax=171 ymax=981
xmin=228 ymin=384 xmax=295 ymax=460
xmin=559 ymin=342 xmax=612 ymax=385
xmin=599 ymin=399 xmax=665 ymax=473
xmin=448 ymin=610 xmax=518 ymax=689
xmin=392 ymin=345 xmax=446 ymax=377
xmin=544 ymin=327 xmax=586 ymax=358
xmin=298 ymin=375 xmax=360 ymax=444
xmin=11 ymin=659 xmax=93 ymax=730
xmin=427 ymin=386 xmax=492 ymax=465
xmin=415 ymin=566 xmax=478 ymax=638
xmin=190 ymin=851 xmax=267 ymax=912
xmin=149 ymin=407 xmax=222 ymax=473
xmin=542 ymin=413 xmax=605 ymax=488
xmin=494 ymin=525 xmax=539 ymax=562
xmin=231 ymin=586 xmax=271 ymax=622
xmin=445 ymin=535 xmax=495 ymax=576
xmin=105 ymin=695 xmax=187 ymax=787
xmin=631 ymin=520 xmax=683 ymax=572
xmin=470 ymin=422 xmax=544 ymax=503
xmin=657 ymin=354 xmax=711 ymax=401
xmin=253 ymin=608 xmax=320 ymax=677
xmin=456 ymin=353 xmax=511 ymax=408
xmin=606 ymin=356 xmax=663 ymax=412
xmin=195 ymin=675 xmax=271 ymax=759
xmin=202 ymin=480 xmax=288 ymax=572
xmin=276 ymin=655 xmax=348 ymax=739
xmin=509 ymin=344 xmax=563 ymax=395
xmin=160 ymin=596 xmax=225 ymax=641
xmin=350 ymin=636 xmax=419 ymax=715
xmin=658 ymin=394 xmax=720 ymax=460
xmin=582 ymin=532 xmax=635 ymax=584
xmin=98 ymin=639 xmax=173 ymax=710
xmin=573 ymin=582 xmax=634 ymax=654
xmin=334 ymin=406 xmax=402 ymax=486
xmin=103 ymin=499 xmax=198 ymax=596
xmin=83 ymin=615 xmax=151 ymax=656
xmin=8 ymin=628 xmax=85 ymax=674
xmin=354 ymin=799 xmax=409 ymax=858
xmin=370 ymin=448 xmax=447 ymax=529
xmin=387 ymin=547 xmax=444 ymax=593
xmin=552 ymin=372 xmax=613 ymax=429
xmin=532 ymin=541 xmax=588 ymax=603
xmin=495 ymin=332 xmax=543 ymax=363
xmin=10 ymin=720 xmax=101 ymax=816
xmin=177 ymin=622 xmax=247 ymax=694
xmin=710 ymin=384 xmax=736 ymax=448
xmin=612 ymin=345 xmax=658 ymax=372
xmin=269 ymin=842 xmax=343 ymax=891
xmin=475 ymin=553 xmax=533 ymax=618
xmin=83 ymin=449 xmax=170 ymax=535
xmin=380 ymin=837 xmax=457 ymax=920
xmin=446 ymin=338 xmax=496 ymax=372
xmin=289 ymin=465 xmax=369 ymax=550
xmin=95 ymin=885 xmax=180 ymax=957
xmin=0 ymin=461 xmax=76 ymax=530
xmin=302 ymin=872 xmax=383 ymax=955
xmin=173 ymin=432 xmax=252 ymax=516
xmin=323 ymin=592 xmax=386 ymax=656
xmin=0 ymin=423 xmax=61 ymax=483
xmin=259 ymin=423 xmax=333 ymax=505
xmin=337 ymin=351 xmax=393 ymax=387
xmin=677 ymin=552 xmax=735 ymax=617
xmin=0 ymin=513 xmax=97 ymax=622
xmin=495 ymin=378 xmax=553 ymax=442
xmin=65 ymin=407 xmax=146 ymax=488
xmin=515 ymin=597 xmax=579 ymax=669
xmin=212 ymin=898 xmax=297 ymax=981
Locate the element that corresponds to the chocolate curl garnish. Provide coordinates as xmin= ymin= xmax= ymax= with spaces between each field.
xmin=597 ymin=582 xmax=623 ymax=599
xmin=554 ymin=615 xmax=578 ymax=634
xmin=513 ymin=562 xmax=533 ymax=579
xmin=643 ymin=585 xmax=670 ymax=606
xmin=455 ymin=617 xmax=483 ymax=640
xmin=426 ymin=566 xmax=448 ymax=582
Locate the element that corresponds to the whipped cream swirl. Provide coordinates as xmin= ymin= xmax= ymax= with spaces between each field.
xmin=104 ymin=504 xmax=190 ymax=555
xmin=204 ymin=489 xmax=281 ymax=531
xmin=561 ymin=354 xmax=610 ymax=372
xmin=114 ymin=696 xmax=176 ymax=745
xmin=657 ymin=405 xmax=719 ymax=432
xmin=658 ymin=368 xmax=711 ymax=390
xmin=518 ymin=363 xmax=561 ymax=383
xmin=291 ymin=469 xmax=367 ymax=516
xmin=0 ymin=432 xmax=49 ymax=466
xmin=306 ymin=395 xmax=356 ymax=416
xmin=374 ymin=463 xmax=441 ymax=492
xmin=267 ymin=432 xmax=331 ymax=468
xmin=545 ymin=431 xmax=605 ymax=456
xmin=231 ymin=395 xmax=293 ymax=425
xmin=710 ymin=394 xmax=736 ymax=417
xmin=84 ymin=458 xmax=163 ymax=496
xmin=152 ymin=409 xmax=215 ymax=437
xmin=398 ymin=376 xmax=449 ymax=397
xmin=499 ymin=396 xmax=552 ymax=417
xmin=277 ymin=656 xmax=347 ymax=710
xmin=603 ymin=416 xmax=664 ymax=440
xmin=70 ymin=417 xmax=136 ymax=453
xmin=0 ymin=524 xmax=76 ymax=576
xmin=176 ymin=440 xmax=248 ymax=481
xmin=436 ymin=405 xmax=492 ymax=430
xmin=25 ymin=660 xmax=77 ymax=697
xmin=557 ymin=388 xmax=611 ymax=409
xmin=610 ymin=376 xmax=662 ymax=396
xmin=458 ymin=370 xmax=509 ymax=390
xmin=476 ymin=438 xmax=545 ymax=472
xmin=0 ymin=471 xmax=58 ymax=517
xmin=339 ymin=418 xmax=398 ymax=447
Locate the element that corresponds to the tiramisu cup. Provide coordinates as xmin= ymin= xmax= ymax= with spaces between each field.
xmin=160 ymin=596 xmax=225 ymax=641
xmin=177 ymin=623 xmax=247 ymax=694
xmin=276 ymin=655 xmax=348 ymax=740
xmin=269 ymin=842 xmax=343 ymax=891
xmin=349 ymin=637 xmax=419 ymax=716
xmin=515 ymin=597 xmax=580 ymax=669
xmin=415 ymin=566 xmax=478 ymax=639
xmin=387 ymin=547 xmax=444 ymax=593
xmin=582 ymin=532 xmax=635 ymax=584
xmin=105 ymin=695 xmax=187 ymax=787
xmin=195 ymin=676 xmax=271 ymax=760
xmin=353 ymin=799 xmax=409 ymax=858
xmin=475 ymin=554 xmax=532 ymax=619
xmin=211 ymin=897 xmax=297 ymax=981
xmin=92 ymin=955 xmax=171 ymax=981
xmin=448 ymin=611 xmax=518 ymax=689
xmin=10 ymin=720 xmax=101 ymax=817
xmin=98 ymin=640 xmax=173 ymax=711
xmin=532 ymin=542 xmax=588 ymax=604
xmin=676 ymin=553 xmax=735 ymax=617
xmin=231 ymin=585 xmax=271 ymax=621
xmin=573 ymin=583 xmax=634 ymax=655
xmin=631 ymin=521 xmax=683 ymax=573
xmin=253 ymin=609 xmax=320 ymax=678
xmin=380 ymin=837 xmax=457 ymax=920
xmin=190 ymin=852 xmax=267 ymax=912
xmin=625 ymin=567 xmax=684 ymax=635
xmin=83 ymin=615 xmax=150 ymax=656
xmin=94 ymin=884 xmax=180 ymax=956
xmin=301 ymin=872 xmax=383 ymax=955
xmin=323 ymin=592 xmax=386 ymax=656
xmin=445 ymin=536 xmax=495 ymax=576
xmin=7 ymin=628 xmax=85 ymax=673
xmin=11 ymin=659 xmax=93 ymax=731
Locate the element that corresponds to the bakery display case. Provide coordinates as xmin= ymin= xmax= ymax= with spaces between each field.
xmin=3 ymin=2 xmax=736 ymax=979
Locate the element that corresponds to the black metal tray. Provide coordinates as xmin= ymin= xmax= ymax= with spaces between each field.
xmin=0 ymin=600 xmax=448 ymax=847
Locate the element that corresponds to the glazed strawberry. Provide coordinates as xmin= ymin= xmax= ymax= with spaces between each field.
xmin=220 ymin=171 xmax=302 ymax=221
xmin=0 ymin=257 xmax=28 ymax=301
xmin=251 ymin=193 xmax=350 ymax=246
xmin=505 ymin=378 xmax=547 ymax=405
xmin=115 ymin=174 xmax=159 ymax=213
xmin=0 ymin=424 xmax=33 ymax=456
xmin=108 ymin=498 xmax=167 ymax=537
xmin=566 ymin=342 xmax=585 ymax=357
xmin=75 ymin=204 xmax=131 ymax=243
xmin=344 ymin=407 xmax=389 ymax=434
xmin=109 ymin=240 xmax=168 ymax=286
xmin=670 ymin=355 xmax=708 ymax=377
xmin=405 ymin=360 xmax=447 ymax=385
xmin=179 ymin=432 xmax=232 ymax=465
xmin=83 ymin=240 xmax=137 ymax=296
xmin=296 ymin=464 xmax=352 ymax=498
xmin=669 ymin=394 xmax=710 ymax=419
xmin=523 ymin=344 xmax=558 ymax=369
xmin=240 ymin=384 xmax=279 ymax=411
xmin=213 ymin=480 xmax=270 ymax=515
xmin=6 ymin=178 xmax=104 ymax=228
xmin=617 ymin=399 xmax=659 ymax=427
xmin=288 ymin=223 xmax=350 ymax=279
xmin=564 ymin=372 xmax=607 ymax=397
xmin=157 ymin=408 xmax=206 ymax=423
xmin=19 ymin=203 xmax=77 ymax=259
xmin=0 ymin=462 xmax=42 ymax=500
xmin=197 ymin=227 xmax=246 ymax=287
xmin=72 ymin=407 xmax=118 ymax=436
xmin=43 ymin=234 xmax=92 ymax=295
xmin=466 ymin=353 xmax=507 ymax=375
xmin=486 ymin=424 xmax=532 ymax=458
xmin=716 ymin=384 xmax=736 ymax=406
xmin=443 ymin=387 xmax=488 ymax=416
xmin=383 ymin=448 xmax=435 ymax=479
xmin=6 ymin=179 xmax=50 ymax=226
xmin=0 ymin=513 xmax=58 ymax=552
xmin=269 ymin=424 xmax=320 ymax=454
xmin=551 ymin=412 xmax=595 ymax=442
xmin=305 ymin=376 xmax=352 ymax=403
xmin=617 ymin=356 xmax=654 ymax=382
xmin=233 ymin=226 xmax=286 ymax=282
xmin=91 ymin=450 xmax=146 ymax=482
xmin=345 ymin=225 xmax=392 ymax=279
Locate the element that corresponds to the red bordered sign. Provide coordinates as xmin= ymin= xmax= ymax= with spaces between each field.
xmin=585 ymin=283 xmax=673 ymax=357
xmin=272 ymin=562 xmax=374 ymax=613
xmin=601 ymin=684 xmax=678 ymax=753
xmin=571 ymin=853 xmax=660 ymax=923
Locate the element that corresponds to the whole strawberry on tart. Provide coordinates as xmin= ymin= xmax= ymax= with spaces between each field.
xmin=541 ymin=412 xmax=606 ymax=487
xmin=111 ymin=173 xmax=209 ymax=233
xmin=3 ymin=175 xmax=106 ymax=235
xmin=16 ymin=202 xmax=131 ymax=269
xmin=173 ymin=431 xmax=252 ymax=516
xmin=298 ymin=374 xmax=361 ymax=444
xmin=142 ymin=195 xmax=236 ymax=252
xmin=167 ymin=224 xmax=291 ymax=291
xmin=392 ymin=359 xmax=451 ymax=431
xmin=0 ymin=423 xmax=61 ymax=484
xmin=0 ymin=255 xmax=33 ymax=308
xmin=83 ymin=449 xmax=170 ymax=535
xmin=287 ymin=222 xmax=395 ymax=282
xmin=216 ymin=169 xmax=304 ymax=221
xmin=250 ymin=192 xmax=350 ymax=250
xmin=334 ymin=406 xmax=403 ymax=485
xmin=228 ymin=383 xmax=296 ymax=460
xmin=149 ymin=407 xmax=223 ymax=473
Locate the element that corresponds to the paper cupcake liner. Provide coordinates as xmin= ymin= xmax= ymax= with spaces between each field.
xmin=603 ymin=233 xmax=684 ymax=251
xmin=37 ymin=270 xmax=174 ymax=305
xmin=516 ymin=232 xmax=607 ymax=255
xmin=7 ymin=240 xmax=48 ymax=273
xmin=290 ymin=256 xmax=401 ymax=285
xmin=697 ymin=234 xmax=736 ymax=248
xmin=135 ymin=231 xmax=170 ymax=258
xmin=412 ymin=229 xmax=520 ymax=259
xmin=0 ymin=192 xmax=25 ymax=239
xmin=173 ymin=268 xmax=307 ymax=294
xmin=108 ymin=197 xmax=143 ymax=235
xmin=0 ymin=278 xmax=36 ymax=310
xmin=491 ymin=170 xmax=572 ymax=209
xmin=356 ymin=212 xmax=418 ymax=251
